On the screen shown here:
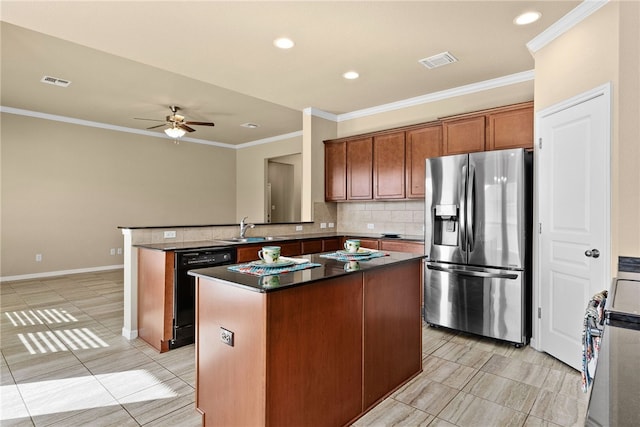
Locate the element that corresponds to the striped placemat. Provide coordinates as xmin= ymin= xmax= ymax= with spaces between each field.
xmin=228 ymin=258 xmax=321 ymax=277
xmin=320 ymin=251 xmax=388 ymax=262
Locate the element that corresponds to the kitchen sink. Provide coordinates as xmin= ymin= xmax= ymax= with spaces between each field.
xmin=216 ymin=236 xmax=286 ymax=244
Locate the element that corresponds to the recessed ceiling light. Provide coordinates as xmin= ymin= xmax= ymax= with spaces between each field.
xmin=514 ymin=11 xmax=541 ymax=25
xmin=343 ymin=71 xmax=359 ymax=80
xmin=273 ymin=38 xmax=294 ymax=49
xmin=241 ymin=123 xmax=260 ymax=129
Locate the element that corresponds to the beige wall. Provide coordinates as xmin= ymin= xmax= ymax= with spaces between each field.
xmin=533 ymin=0 xmax=640 ymax=261
xmin=235 ymin=134 xmax=302 ymax=223
xmin=1 ymin=113 xmax=236 ymax=277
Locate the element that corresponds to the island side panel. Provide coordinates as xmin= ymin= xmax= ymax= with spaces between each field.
xmin=265 ymin=274 xmax=364 ymax=427
xmin=137 ymin=248 xmax=174 ymax=352
xmin=363 ymin=259 xmax=423 ymax=410
xmin=195 ymin=278 xmax=267 ymax=427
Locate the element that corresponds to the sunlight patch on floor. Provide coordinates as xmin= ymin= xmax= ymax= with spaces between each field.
xmin=0 ymin=369 xmax=178 ymax=420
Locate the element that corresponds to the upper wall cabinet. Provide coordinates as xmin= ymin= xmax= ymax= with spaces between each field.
xmin=442 ymin=115 xmax=486 ymax=155
xmin=325 ymin=141 xmax=347 ymax=201
xmin=373 ymin=132 xmax=406 ymax=200
xmin=346 ymin=137 xmax=373 ymax=200
xmin=406 ymin=124 xmax=443 ymax=198
xmin=441 ymin=101 xmax=533 ymax=155
xmin=323 ymin=101 xmax=532 ymax=202
xmin=486 ymin=103 xmax=534 ymax=150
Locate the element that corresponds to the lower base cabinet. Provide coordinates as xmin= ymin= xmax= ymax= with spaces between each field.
xmin=195 ymin=259 xmax=422 ymax=426
xmin=137 ymin=248 xmax=174 ymax=352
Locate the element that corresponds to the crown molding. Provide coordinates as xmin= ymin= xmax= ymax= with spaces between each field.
xmin=527 ymin=0 xmax=609 ymax=53
xmin=235 ymin=130 xmax=304 ymax=149
xmin=303 ymin=107 xmax=338 ymax=122
xmin=333 ymin=70 xmax=535 ymax=122
xmin=0 ymin=106 xmax=305 ymax=149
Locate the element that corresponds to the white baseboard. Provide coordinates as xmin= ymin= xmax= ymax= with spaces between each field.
xmin=0 ymin=264 xmax=124 ymax=283
xmin=122 ymin=327 xmax=139 ymax=340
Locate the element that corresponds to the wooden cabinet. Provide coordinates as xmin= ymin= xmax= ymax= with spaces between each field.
xmin=195 ymin=259 xmax=423 ymax=426
xmin=301 ymin=239 xmax=322 ymax=254
xmin=322 ymin=237 xmax=341 ymax=251
xmin=379 ymin=239 xmax=424 ymax=254
xmin=324 ymin=141 xmax=346 ymax=201
xmin=237 ymin=241 xmax=301 ymax=262
xmin=363 ymin=261 xmax=422 ymax=409
xmin=373 ymin=131 xmax=405 ymax=199
xmin=347 ymin=137 xmax=373 ymax=200
xmin=324 ymin=102 xmax=532 ymax=202
xmin=137 ymin=248 xmax=174 ymax=353
xmin=442 ymin=114 xmax=486 ymax=155
xmin=442 ymin=101 xmax=534 ymax=155
xmin=487 ymin=103 xmax=534 ymax=150
xmin=405 ymin=124 xmax=442 ymax=198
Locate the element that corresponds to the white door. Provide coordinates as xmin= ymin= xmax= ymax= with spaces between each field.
xmin=537 ymin=84 xmax=611 ymax=370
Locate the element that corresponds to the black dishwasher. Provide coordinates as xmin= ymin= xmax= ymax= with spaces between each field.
xmin=172 ymin=248 xmax=235 ymax=349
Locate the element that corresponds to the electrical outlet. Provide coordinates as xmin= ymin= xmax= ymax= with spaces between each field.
xmin=320 ymin=223 xmax=327 ymax=229
xmin=117 ymin=248 xmax=122 ymax=255
xmin=110 ymin=248 xmax=116 ymax=256
xmin=367 ymin=223 xmax=375 ymax=229
xmin=35 ymin=254 xmax=42 ymax=262
xmin=163 ymin=230 xmax=176 ymax=239
xmin=295 ymin=225 xmax=303 ymax=231
xmin=220 ymin=327 xmax=234 ymax=347
xmin=328 ymin=222 xmax=335 ymax=228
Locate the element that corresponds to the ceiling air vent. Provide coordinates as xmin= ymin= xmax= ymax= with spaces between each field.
xmin=418 ymin=52 xmax=458 ymax=69
xmin=40 ymin=75 xmax=71 ymax=87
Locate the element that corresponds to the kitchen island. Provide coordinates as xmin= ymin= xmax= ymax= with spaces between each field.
xmin=189 ymin=251 xmax=424 ymax=427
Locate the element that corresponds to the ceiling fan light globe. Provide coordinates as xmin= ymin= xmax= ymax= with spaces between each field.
xmin=165 ymin=127 xmax=186 ymax=138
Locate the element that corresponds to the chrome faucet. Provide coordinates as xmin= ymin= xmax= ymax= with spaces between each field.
xmin=239 ymin=216 xmax=255 ymax=238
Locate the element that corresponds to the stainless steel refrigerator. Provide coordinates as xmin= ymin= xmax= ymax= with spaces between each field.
xmin=424 ymin=148 xmax=532 ymax=346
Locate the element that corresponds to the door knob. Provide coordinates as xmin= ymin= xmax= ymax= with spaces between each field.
xmin=585 ymin=249 xmax=600 ymax=258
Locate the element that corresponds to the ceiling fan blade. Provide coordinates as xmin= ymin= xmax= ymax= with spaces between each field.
xmin=179 ymin=124 xmax=196 ymax=132
xmin=185 ymin=121 xmax=215 ymax=127
xmin=146 ymin=124 xmax=167 ymax=130
xmin=134 ymin=117 xmax=165 ymax=122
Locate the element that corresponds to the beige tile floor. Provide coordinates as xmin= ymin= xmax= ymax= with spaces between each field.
xmin=1 ymin=270 xmax=588 ymax=426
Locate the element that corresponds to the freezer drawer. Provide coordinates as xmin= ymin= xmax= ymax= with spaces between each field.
xmin=425 ymin=262 xmax=528 ymax=345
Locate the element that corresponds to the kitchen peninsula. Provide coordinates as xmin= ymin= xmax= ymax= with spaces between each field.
xmin=189 ymin=251 xmax=424 ymax=427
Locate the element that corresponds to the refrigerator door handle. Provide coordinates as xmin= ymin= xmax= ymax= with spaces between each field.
xmin=466 ymin=165 xmax=475 ymax=252
xmin=426 ymin=264 xmax=519 ymax=280
xmin=460 ymin=164 xmax=467 ymax=251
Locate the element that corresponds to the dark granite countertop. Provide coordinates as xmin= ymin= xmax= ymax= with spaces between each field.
xmin=135 ymin=232 xmax=424 ymax=251
xmin=188 ymin=251 xmax=425 ymax=293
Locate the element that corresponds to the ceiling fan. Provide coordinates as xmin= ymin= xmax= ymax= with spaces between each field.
xmin=135 ymin=105 xmax=214 ymax=138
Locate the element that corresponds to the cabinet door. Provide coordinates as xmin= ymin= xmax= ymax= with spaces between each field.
xmin=236 ymin=244 xmax=262 ymax=262
xmin=487 ymin=103 xmax=533 ymax=150
xmin=373 ymin=132 xmax=405 ymax=199
xmin=359 ymin=238 xmax=380 ymax=250
xmin=138 ymin=248 xmax=174 ymax=352
xmin=347 ymin=137 xmax=373 ymax=200
xmin=324 ymin=141 xmax=347 ymax=201
xmin=405 ymin=124 xmax=442 ymax=198
xmin=443 ymin=115 xmax=485 ymax=155
xmin=322 ymin=237 xmax=341 ymax=252
xmin=301 ymin=239 xmax=323 ymax=255
xmin=363 ymin=261 xmax=422 ymax=410
xmin=280 ymin=241 xmax=301 ymax=257
xmin=379 ymin=240 xmax=425 ymax=254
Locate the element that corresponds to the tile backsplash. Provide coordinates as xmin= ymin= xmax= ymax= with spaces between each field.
xmin=337 ymin=201 xmax=425 ymax=237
